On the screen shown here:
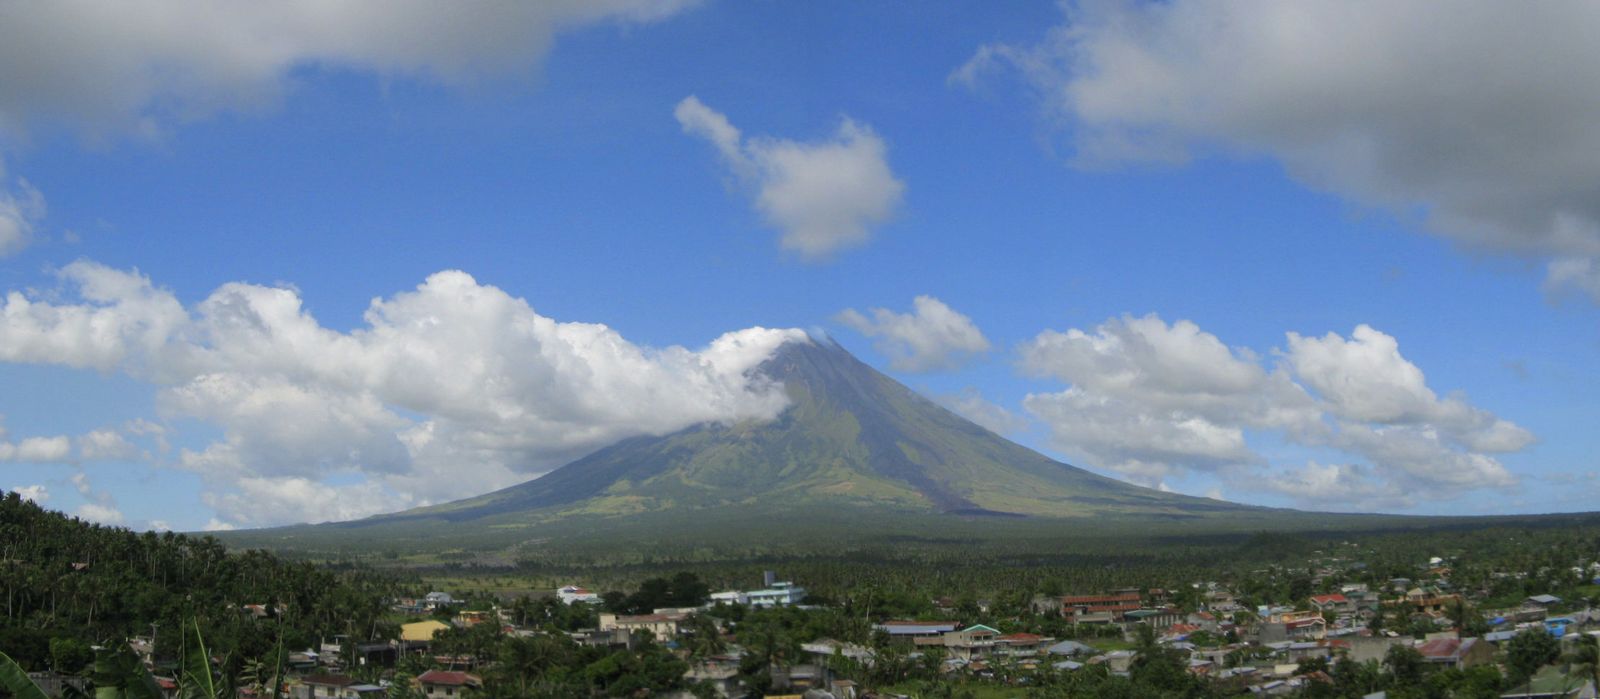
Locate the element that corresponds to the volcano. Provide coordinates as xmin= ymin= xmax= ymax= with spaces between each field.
xmin=355 ymin=338 xmax=1251 ymax=527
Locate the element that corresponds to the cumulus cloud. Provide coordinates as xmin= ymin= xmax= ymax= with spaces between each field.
xmin=675 ymin=96 xmax=905 ymax=258
xmin=0 ymin=436 xmax=72 ymax=463
xmin=0 ymin=261 xmax=188 ymax=373
xmin=960 ymin=1 xmax=1600 ymax=300
xmin=0 ymin=414 xmax=164 ymax=464
xmin=202 ymin=477 xmax=413 ymax=530
xmin=0 ymin=159 xmax=45 ymax=257
xmin=1024 ymin=387 xmax=1251 ymax=485
xmin=935 ymin=388 xmax=1028 ymax=436
xmin=837 ymin=296 xmax=990 ymax=372
xmin=1286 ymin=325 xmax=1533 ymax=452
xmin=68 ymin=472 xmax=124 ymax=525
xmin=76 ymin=429 xmax=139 ymax=461
xmin=1256 ymin=462 xmax=1414 ymax=511
xmin=75 ymin=502 xmax=124 ymax=525
xmin=10 ymin=484 xmax=47 ymax=503
xmin=1018 ymin=314 xmax=1528 ymax=506
xmin=0 ymin=1 xmax=700 ymax=140
xmin=0 ymin=261 xmax=809 ymax=526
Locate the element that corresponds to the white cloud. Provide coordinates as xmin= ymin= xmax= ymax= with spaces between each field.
xmin=1023 ymin=387 xmax=1250 ymax=485
xmin=75 ymin=502 xmax=124 ymax=525
xmin=1018 ymin=314 xmax=1529 ymax=505
xmin=0 ymin=261 xmax=188 ymax=373
xmin=11 ymin=484 xmax=47 ymax=503
xmin=0 ymin=262 xmax=808 ymax=526
xmin=76 ymin=429 xmax=139 ymax=461
xmin=961 ymin=1 xmax=1600 ymax=300
xmin=1020 ymin=314 xmax=1321 ymax=437
xmin=68 ymin=472 xmax=124 ymax=525
xmin=935 ymin=387 xmax=1028 ymax=436
xmin=675 ymin=96 xmax=905 ymax=258
xmin=1285 ymin=324 xmax=1533 ymax=454
xmin=202 ymin=477 xmax=412 ymax=529
xmin=0 ymin=1 xmax=701 ymax=140
xmin=837 ymin=296 xmax=990 ymax=372
xmin=0 ymin=413 xmax=162 ymax=464
xmin=1255 ymin=462 xmax=1414 ymax=511
xmin=146 ymin=519 xmax=170 ymax=532
xmin=0 ymin=435 xmax=73 ymax=463
xmin=0 ymin=158 xmax=44 ymax=257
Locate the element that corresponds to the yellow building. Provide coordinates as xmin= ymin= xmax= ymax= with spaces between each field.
xmin=400 ymin=620 xmax=451 ymax=643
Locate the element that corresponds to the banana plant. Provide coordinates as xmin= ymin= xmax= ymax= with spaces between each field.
xmin=0 ymin=650 xmax=50 ymax=699
xmin=90 ymin=644 xmax=161 ymax=699
xmin=179 ymin=618 xmax=230 ymax=699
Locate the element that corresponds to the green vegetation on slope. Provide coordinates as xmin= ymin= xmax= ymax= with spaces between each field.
xmin=0 ymin=492 xmax=398 ymax=675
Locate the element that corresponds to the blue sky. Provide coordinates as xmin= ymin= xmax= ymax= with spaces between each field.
xmin=1 ymin=1 xmax=1597 ymax=530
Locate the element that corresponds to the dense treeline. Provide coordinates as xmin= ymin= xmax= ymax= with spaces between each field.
xmin=407 ymin=521 xmax=1600 ymax=616
xmin=0 ymin=492 xmax=398 ymax=674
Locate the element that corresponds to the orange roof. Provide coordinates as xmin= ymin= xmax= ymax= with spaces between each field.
xmin=1062 ymin=593 xmax=1140 ymax=604
xmin=1417 ymin=638 xmax=1464 ymax=658
xmin=416 ymin=671 xmax=480 ymax=687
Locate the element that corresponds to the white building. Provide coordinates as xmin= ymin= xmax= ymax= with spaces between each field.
xmin=557 ymin=585 xmax=600 ymax=605
xmin=710 ymin=590 xmax=749 ymax=605
xmin=748 ymin=581 xmax=806 ymax=608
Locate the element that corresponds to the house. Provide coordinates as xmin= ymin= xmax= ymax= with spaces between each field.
xmin=684 ymin=654 xmax=742 ymax=697
xmin=1163 ymin=623 xmax=1202 ymax=642
xmin=555 ymin=585 xmax=599 ymax=605
xmin=414 ymin=671 xmax=480 ymax=699
xmin=994 ymin=632 xmax=1052 ymax=655
xmin=598 ymin=612 xmax=680 ymax=641
xmin=1046 ymin=640 xmax=1095 ymax=657
xmin=941 ymin=624 xmax=1002 ymax=661
xmin=1061 ymin=593 xmax=1142 ymax=624
xmin=295 ymin=677 xmax=379 ymax=699
xmin=400 ymin=620 xmax=451 ymax=646
xmin=1100 ymin=650 xmax=1137 ymax=674
xmin=801 ymin=639 xmax=875 ymax=665
xmin=1526 ymin=594 xmax=1563 ymax=609
xmin=1400 ymin=590 xmax=1462 ymax=617
xmin=1188 ymin=611 xmax=1221 ymax=632
xmin=422 ymin=592 xmax=455 ymax=611
xmin=1416 ymin=637 xmax=1493 ymax=669
xmin=1260 ymin=612 xmax=1327 ymax=643
xmin=1125 ymin=608 xmax=1182 ymax=629
xmin=873 ymin=620 xmax=959 ymax=642
xmin=1032 ymin=595 xmax=1064 ymax=616
xmin=1309 ymin=594 xmax=1353 ymax=616
xmin=287 ymin=651 xmax=319 ymax=671
xmin=453 ymin=611 xmax=490 ymax=628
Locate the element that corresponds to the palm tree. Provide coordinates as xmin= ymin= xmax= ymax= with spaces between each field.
xmin=1564 ymin=634 xmax=1600 ymax=696
xmin=685 ymin=614 xmax=727 ymax=660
